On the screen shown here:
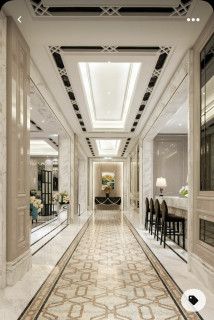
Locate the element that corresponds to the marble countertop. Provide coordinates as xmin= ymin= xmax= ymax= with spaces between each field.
xmin=156 ymin=196 xmax=188 ymax=211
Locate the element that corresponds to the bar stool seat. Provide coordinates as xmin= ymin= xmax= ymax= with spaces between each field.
xmin=154 ymin=199 xmax=162 ymax=240
xmin=149 ymin=198 xmax=156 ymax=235
xmin=160 ymin=200 xmax=185 ymax=249
xmin=144 ymin=197 xmax=150 ymax=230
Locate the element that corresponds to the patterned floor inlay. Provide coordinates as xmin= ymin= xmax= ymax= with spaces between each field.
xmin=20 ymin=211 xmax=201 ymax=320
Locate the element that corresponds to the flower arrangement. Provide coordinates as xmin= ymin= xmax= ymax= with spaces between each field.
xmin=102 ymin=184 xmax=112 ymax=195
xmin=53 ymin=191 xmax=69 ymax=204
xmin=30 ymin=196 xmax=43 ymax=212
xmin=179 ymin=185 xmax=188 ymax=198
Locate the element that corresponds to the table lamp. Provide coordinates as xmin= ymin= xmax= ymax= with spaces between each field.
xmin=156 ymin=177 xmax=167 ymax=196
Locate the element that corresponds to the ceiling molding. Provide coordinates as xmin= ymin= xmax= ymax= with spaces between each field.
xmin=29 ymin=0 xmax=193 ymax=17
xmin=49 ymin=45 xmax=171 ymax=157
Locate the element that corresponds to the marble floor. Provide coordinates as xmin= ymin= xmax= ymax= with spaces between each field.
xmin=31 ymin=210 xmax=68 ymax=255
xmin=124 ymin=210 xmax=214 ymax=320
xmin=19 ymin=210 xmax=200 ymax=320
xmin=0 ymin=211 xmax=91 ymax=320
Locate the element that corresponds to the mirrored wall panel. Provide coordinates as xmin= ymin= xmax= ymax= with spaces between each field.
xmin=200 ymin=33 xmax=214 ymax=191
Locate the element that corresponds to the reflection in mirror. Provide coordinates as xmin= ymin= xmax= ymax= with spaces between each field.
xmin=200 ymin=33 xmax=214 ymax=191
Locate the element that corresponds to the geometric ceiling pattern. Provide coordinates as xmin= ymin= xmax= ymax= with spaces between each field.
xmin=29 ymin=0 xmax=194 ymax=17
xmin=50 ymin=45 xmax=171 ymax=157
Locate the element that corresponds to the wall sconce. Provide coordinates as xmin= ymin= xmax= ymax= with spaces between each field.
xmin=156 ymin=177 xmax=167 ymax=196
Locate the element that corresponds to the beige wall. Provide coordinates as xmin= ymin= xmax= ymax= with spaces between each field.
xmin=154 ymin=134 xmax=188 ymax=196
xmin=93 ymin=162 xmax=123 ymax=198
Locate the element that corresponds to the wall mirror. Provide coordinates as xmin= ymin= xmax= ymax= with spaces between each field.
xmin=200 ymin=33 xmax=214 ymax=191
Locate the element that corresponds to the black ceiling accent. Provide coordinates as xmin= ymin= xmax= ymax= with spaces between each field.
xmin=50 ymin=46 xmax=86 ymax=132
xmin=0 ymin=0 xmax=13 ymax=10
xmin=29 ymin=0 xmax=193 ymax=17
xmin=201 ymin=0 xmax=214 ymax=10
xmin=30 ymin=119 xmax=42 ymax=131
xmin=121 ymin=138 xmax=130 ymax=157
xmin=86 ymin=138 xmax=95 ymax=156
xmin=61 ymin=46 xmax=159 ymax=54
xmin=129 ymin=46 xmax=171 ymax=132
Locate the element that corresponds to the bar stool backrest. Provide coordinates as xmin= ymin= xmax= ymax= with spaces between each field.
xmin=161 ymin=200 xmax=168 ymax=221
xmin=145 ymin=197 xmax=150 ymax=213
xmin=150 ymin=198 xmax=155 ymax=214
xmin=154 ymin=199 xmax=161 ymax=218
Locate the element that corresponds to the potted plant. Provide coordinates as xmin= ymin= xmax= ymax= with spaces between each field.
xmin=53 ymin=191 xmax=70 ymax=212
xmin=30 ymin=196 xmax=43 ymax=223
xmin=179 ymin=185 xmax=188 ymax=198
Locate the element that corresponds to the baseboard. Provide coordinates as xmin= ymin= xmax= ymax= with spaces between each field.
xmin=6 ymin=249 xmax=32 ymax=286
xmin=188 ymin=252 xmax=214 ymax=293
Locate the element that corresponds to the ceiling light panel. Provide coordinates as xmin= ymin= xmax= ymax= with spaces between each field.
xmin=79 ymin=62 xmax=141 ymax=129
xmin=96 ymin=139 xmax=121 ymax=156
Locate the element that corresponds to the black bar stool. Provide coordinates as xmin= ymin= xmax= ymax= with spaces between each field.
xmin=149 ymin=198 xmax=156 ymax=235
xmin=160 ymin=200 xmax=185 ymax=249
xmin=144 ymin=197 xmax=150 ymax=230
xmin=154 ymin=199 xmax=162 ymax=240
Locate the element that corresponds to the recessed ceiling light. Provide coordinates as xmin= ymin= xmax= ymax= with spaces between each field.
xmin=196 ymin=18 xmax=200 ymax=22
xmin=187 ymin=18 xmax=191 ymax=22
xmin=192 ymin=18 xmax=195 ymax=21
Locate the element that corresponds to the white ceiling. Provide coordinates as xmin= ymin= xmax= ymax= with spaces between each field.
xmin=79 ymin=62 xmax=141 ymax=129
xmin=30 ymin=140 xmax=58 ymax=156
xmin=3 ymin=0 xmax=212 ymax=157
xmin=96 ymin=139 xmax=121 ymax=156
xmin=64 ymin=53 xmax=156 ymax=134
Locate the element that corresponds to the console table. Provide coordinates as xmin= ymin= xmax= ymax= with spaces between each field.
xmin=95 ymin=197 xmax=121 ymax=206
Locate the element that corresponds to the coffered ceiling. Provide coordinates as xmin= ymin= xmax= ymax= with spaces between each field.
xmin=3 ymin=0 xmax=213 ymax=157
xmin=79 ymin=62 xmax=141 ymax=129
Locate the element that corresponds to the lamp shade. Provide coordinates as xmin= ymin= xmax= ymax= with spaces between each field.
xmin=156 ymin=177 xmax=167 ymax=188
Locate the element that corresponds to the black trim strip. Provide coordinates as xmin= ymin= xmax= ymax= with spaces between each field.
xmin=31 ymin=219 xmax=67 ymax=246
xmin=32 ymin=224 xmax=68 ymax=256
xmin=31 ymin=216 xmax=58 ymax=233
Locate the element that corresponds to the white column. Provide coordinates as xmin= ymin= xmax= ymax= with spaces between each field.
xmin=0 ymin=11 xmax=7 ymax=288
xmin=142 ymin=139 xmax=154 ymax=227
xmin=6 ymin=18 xmax=31 ymax=285
xmin=139 ymin=140 xmax=144 ymax=227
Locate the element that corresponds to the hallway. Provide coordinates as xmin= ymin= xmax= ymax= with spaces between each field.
xmin=21 ymin=211 xmax=197 ymax=320
xmin=0 ymin=1 xmax=214 ymax=319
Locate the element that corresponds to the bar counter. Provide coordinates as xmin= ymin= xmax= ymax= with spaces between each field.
xmin=156 ymin=196 xmax=188 ymax=218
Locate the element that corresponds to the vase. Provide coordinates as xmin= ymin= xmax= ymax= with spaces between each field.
xmin=30 ymin=205 xmax=38 ymax=222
